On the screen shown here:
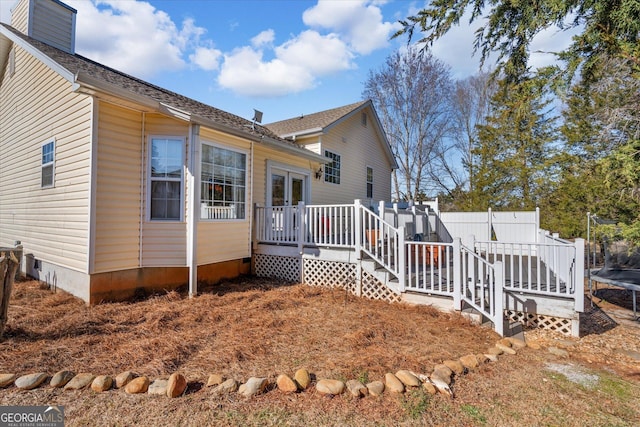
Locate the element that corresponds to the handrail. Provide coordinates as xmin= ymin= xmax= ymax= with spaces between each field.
xmin=360 ymin=204 xmax=404 ymax=289
xmin=460 ymin=243 xmax=504 ymax=336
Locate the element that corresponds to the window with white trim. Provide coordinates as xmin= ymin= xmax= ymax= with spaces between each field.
xmin=41 ymin=138 xmax=55 ymax=188
xmin=366 ymin=166 xmax=373 ymax=198
xmin=200 ymin=143 xmax=247 ymax=220
xmin=361 ymin=112 xmax=367 ymax=127
xmin=149 ymin=137 xmax=184 ymax=221
xmin=324 ymin=150 xmax=341 ymax=184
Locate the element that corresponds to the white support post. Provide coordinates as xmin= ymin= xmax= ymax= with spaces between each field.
xmin=573 ymin=238 xmax=585 ymax=313
xmin=354 ymin=199 xmax=362 ymax=258
xmin=453 ymin=238 xmax=462 ymax=310
xmin=493 ymin=260 xmax=504 ymax=336
xmin=392 ymin=202 xmax=399 ymax=227
xmin=297 ymin=201 xmax=305 ymax=255
xmin=397 ymin=226 xmax=405 ymax=292
xmin=187 ymin=124 xmax=200 ymax=299
xmin=487 ymin=208 xmax=492 ymax=241
xmin=378 ymin=200 xmax=385 ymax=219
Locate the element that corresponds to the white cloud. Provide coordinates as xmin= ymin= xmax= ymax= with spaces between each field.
xmin=302 ymin=0 xmax=400 ymax=55
xmin=189 ymin=46 xmax=222 ymax=71
xmin=252 ymin=29 xmax=275 ymax=47
xmin=218 ymin=46 xmax=314 ymax=97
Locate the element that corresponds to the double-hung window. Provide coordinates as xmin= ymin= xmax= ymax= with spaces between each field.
xmin=366 ymin=166 xmax=373 ymax=199
xmin=200 ymin=143 xmax=247 ymax=220
xmin=149 ymin=137 xmax=184 ymax=221
xmin=41 ymin=138 xmax=55 ymax=188
xmin=324 ymin=150 xmax=341 ymax=184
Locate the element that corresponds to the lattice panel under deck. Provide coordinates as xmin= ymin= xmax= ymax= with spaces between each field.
xmin=506 ymin=310 xmax=573 ymax=336
xmin=361 ymin=271 xmax=402 ymax=303
xmin=254 ymin=254 xmax=300 ymax=282
xmin=303 ymin=259 xmax=357 ymax=293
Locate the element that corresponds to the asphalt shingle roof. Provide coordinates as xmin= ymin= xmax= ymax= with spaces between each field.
xmin=265 ymin=100 xmax=369 ymax=136
xmin=1 ymin=23 xmax=288 ymax=144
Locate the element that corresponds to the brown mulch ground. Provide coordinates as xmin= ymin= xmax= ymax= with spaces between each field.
xmin=1 ymin=278 xmax=639 ymax=426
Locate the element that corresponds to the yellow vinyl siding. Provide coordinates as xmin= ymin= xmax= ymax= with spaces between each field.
xmin=93 ymin=101 xmax=143 ymax=273
xmin=304 ymin=112 xmax=392 ymax=204
xmin=0 ymin=43 xmax=91 ymax=272
xmin=10 ymin=0 xmax=29 ymax=32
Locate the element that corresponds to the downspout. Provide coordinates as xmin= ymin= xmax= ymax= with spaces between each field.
xmin=187 ymin=124 xmax=200 ymax=297
xmin=249 ymin=140 xmax=254 ymax=256
xmin=139 ymin=113 xmax=145 ymax=267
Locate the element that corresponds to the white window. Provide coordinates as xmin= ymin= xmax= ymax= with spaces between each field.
xmin=149 ymin=137 xmax=184 ymax=221
xmin=366 ymin=166 xmax=373 ymax=199
xmin=324 ymin=150 xmax=341 ymax=184
xmin=200 ymin=143 xmax=247 ymax=220
xmin=41 ymin=138 xmax=55 ymax=188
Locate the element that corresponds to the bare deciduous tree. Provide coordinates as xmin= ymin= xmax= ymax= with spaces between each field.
xmin=363 ymin=47 xmax=453 ymax=201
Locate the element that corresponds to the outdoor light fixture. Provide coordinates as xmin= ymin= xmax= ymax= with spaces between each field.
xmin=315 ymin=166 xmax=323 ymax=180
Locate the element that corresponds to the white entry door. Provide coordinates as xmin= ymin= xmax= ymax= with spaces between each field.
xmin=269 ymin=168 xmax=308 ymax=240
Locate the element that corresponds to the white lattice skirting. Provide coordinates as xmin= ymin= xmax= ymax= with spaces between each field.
xmin=254 ymin=254 xmax=301 ymax=283
xmin=506 ymin=310 xmax=574 ymax=336
xmin=302 ymin=258 xmax=401 ymax=304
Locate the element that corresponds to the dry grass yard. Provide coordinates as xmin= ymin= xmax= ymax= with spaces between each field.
xmin=1 ymin=278 xmax=639 ymax=426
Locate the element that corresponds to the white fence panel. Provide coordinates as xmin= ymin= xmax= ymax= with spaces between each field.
xmin=492 ymin=211 xmax=538 ymax=243
xmin=440 ymin=212 xmax=491 ymax=241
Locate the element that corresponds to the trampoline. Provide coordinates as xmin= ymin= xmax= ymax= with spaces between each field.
xmin=588 ymin=213 xmax=640 ymax=320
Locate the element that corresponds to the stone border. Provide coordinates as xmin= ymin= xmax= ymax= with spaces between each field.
xmin=0 ymin=337 xmax=529 ymax=399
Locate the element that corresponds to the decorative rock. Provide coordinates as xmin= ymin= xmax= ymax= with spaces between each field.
xmin=487 ymin=346 xmax=503 ymax=356
xmin=476 ymin=354 xmax=490 ymax=364
xmin=496 ymin=343 xmax=517 ymax=355
xmin=167 ymin=373 xmax=187 ymax=398
xmin=238 ymin=377 xmax=268 ymax=398
xmin=432 ymin=365 xmax=453 ymax=384
xmin=206 ymin=374 xmax=224 ymax=387
xmin=91 ymin=375 xmax=113 ymax=392
xmin=384 ymin=373 xmax=405 ymax=393
xmin=443 ymin=360 xmax=465 ymax=376
xmin=527 ymin=341 xmax=542 ymax=350
xmin=430 ymin=376 xmax=453 ymax=397
xmin=346 ymin=379 xmax=368 ymax=398
xmin=507 ymin=337 xmax=527 ymax=349
xmin=548 ymin=347 xmax=569 ymax=358
xmin=484 ymin=353 xmax=499 ymax=362
xmin=15 ymin=373 xmax=48 ymax=390
xmin=276 ymin=374 xmax=298 ymax=393
xmin=64 ymin=373 xmax=95 ymax=391
xmin=459 ymin=354 xmax=479 ymax=369
xmin=125 ymin=376 xmax=149 ymax=394
xmin=0 ymin=374 xmax=16 ymax=388
xmin=148 ymin=379 xmax=168 ymax=395
xmin=366 ymin=380 xmax=385 ymax=396
xmin=316 ymin=379 xmax=345 ymax=395
xmin=422 ymin=380 xmax=437 ymax=394
xmin=115 ymin=371 xmax=135 ymax=389
xmin=211 ymin=378 xmax=238 ymax=396
xmin=395 ymin=370 xmax=421 ymax=387
xmin=294 ymin=368 xmax=311 ymax=390
xmin=50 ymin=371 xmax=75 ymax=388
xmin=498 ymin=338 xmax=513 ymax=348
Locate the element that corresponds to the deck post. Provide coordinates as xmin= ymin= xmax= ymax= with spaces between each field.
xmin=354 ymin=199 xmax=363 ymax=295
xmin=297 ymin=202 xmax=305 ymax=255
xmin=453 ymin=238 xmax=462 ymax=310
xmin=398 ymin=227 xmax=405 ymax=292
xmin=493 ymin=260 xmax=504 ymax=336
xmin=573 ymin=238 xmax=585 ymax=314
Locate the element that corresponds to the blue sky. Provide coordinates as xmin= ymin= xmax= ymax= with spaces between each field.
xmin=1 ymin=0 xmax=578 ymax=123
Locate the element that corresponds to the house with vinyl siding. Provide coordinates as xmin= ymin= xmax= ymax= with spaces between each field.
xmin=0 ymin=0 xmax=396 ymax=303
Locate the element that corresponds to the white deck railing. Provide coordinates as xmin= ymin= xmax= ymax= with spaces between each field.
xmin=254 ymin=200 xmax=584 ymax=329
